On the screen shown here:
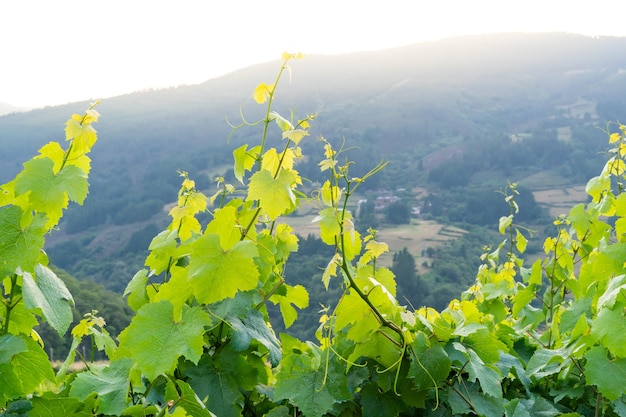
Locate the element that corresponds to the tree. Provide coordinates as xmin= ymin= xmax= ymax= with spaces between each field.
xmin=385 ymin=200 xmax=410 ymax=224
xmin=392 ymin=247 xmax=427 ymax=308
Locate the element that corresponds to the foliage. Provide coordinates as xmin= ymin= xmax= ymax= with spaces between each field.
xmin=5 ymin=55 xmax=626 ymax=417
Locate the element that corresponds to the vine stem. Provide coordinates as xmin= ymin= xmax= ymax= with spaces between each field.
xmin=1 ymin=274 xmax=18 ymax=336
xmin=338 ymin=182 xmax=405 ymax=347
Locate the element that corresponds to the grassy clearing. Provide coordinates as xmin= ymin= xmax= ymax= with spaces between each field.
xmin=533 ymin=185 xmax=588 ymax=217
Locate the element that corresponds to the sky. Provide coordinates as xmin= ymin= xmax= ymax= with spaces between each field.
xmin=1 ymin=0 xmax=625 ymax=109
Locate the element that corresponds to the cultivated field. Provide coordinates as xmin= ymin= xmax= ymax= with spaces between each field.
xmin=532 ymin=185 xmax=588 ymax=217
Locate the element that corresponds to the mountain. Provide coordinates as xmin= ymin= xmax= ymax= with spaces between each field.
xmin=1 ymin=32 xmax=626 ymax=292
xmin=0 ymin=101 xmax=25 ymax=116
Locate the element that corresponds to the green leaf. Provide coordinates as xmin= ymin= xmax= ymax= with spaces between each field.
xmin=69 ymin=359 xmax=131 ymax=416
xmin=123 ymin=269 xmax=150 ymax=311
xmin=359 ymin=381 xmax=406 ymax=417
xmin=21 ymin=264 xmax=74 ymax=336
xmin=270 ymin=283 xmax=309 ymax=328
xmin=447 ymin=380 xmax=504 ymax=416
xmin=188 ymin=234 xmax=259 ymax=304
xmin=586 ymin=175 xmax=610 ymax=201
xmin=598 ymin=275 xmax=626 ymax=310
xmin=116 ymin=301 xmax=210 ymax=380
xmin=466 ymin=349 xmax=503 ymax=398
xmin=0 ymin=206 xmax=46 ymax=277
xmin=227 ymin=309 xmax=282 ymax=366
xmin=185 ymin=353 xmax=244 ymax=417
xmin=464 ymin=328 xmax=507 ymax=364
xmin=233 ymin=144 xmax=260 ymax=183
xmin=247 ymin=168 xmax=297 ymax=220
xmin=29 ymin=395 xmax=99 ymax=417
xmin=591 ymin=301 xmax=626 ymax=357
xmin=314 ymin=207 xmax=341 ymax=245
xmin=408 ymin=332 xmax=451 ymax=390
xmin=0 ymin=334 xmax=27 ymax=364
xmin=15 ymin=157 xmax=88 ymax=227
xmin=270 ymin=111 xmax=293 ymax=131
xmin=170 ymin=380 xmax=214 ymax=417
xmin=0 ymin=336 xmax=55 ymax=404
xmin=504 ymin=398 xmax=532 ymax=417
xmin=585 ymin=346 xmax=626 ymax=401
xmin=205 ymin=206 xmax=241 ymax=250
xmin=282 ymin=129 xmax=309 ymax=145
xmin=499 ymin=215 xmax=513 ymax=234
xmin=275 ymin=335 xmax=350 ymax=417
xmin=145 ymin=229 xmax=178 ymax=275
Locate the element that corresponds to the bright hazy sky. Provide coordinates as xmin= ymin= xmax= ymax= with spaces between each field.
xmin=1 ymin=0 xmax=624 ymax=109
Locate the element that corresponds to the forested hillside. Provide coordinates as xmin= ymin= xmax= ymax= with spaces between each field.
xmin=1 ymin=33 xmax=625 ymax=338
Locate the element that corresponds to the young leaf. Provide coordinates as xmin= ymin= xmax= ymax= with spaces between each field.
xmin=270 ymin=283 xmax=309 ymax=328
xmin=188 ymin=234 xmax=259 ymax=304
xmin=247 ymin=168 xmax=297 ymax=220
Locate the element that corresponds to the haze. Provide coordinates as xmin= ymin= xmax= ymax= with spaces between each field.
xmin=1 ymin=0 xmax=624 ymax=109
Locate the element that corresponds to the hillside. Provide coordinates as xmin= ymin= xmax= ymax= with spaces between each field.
xmin=1 ymin=32 xmax=625 ymax=293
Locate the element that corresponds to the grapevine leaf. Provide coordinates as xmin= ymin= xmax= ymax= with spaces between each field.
xmin=233 ymin=144 xmax=260 ymax=183
xmin=314 ymin=207 xmax=341 ymax=245
xmin=0 ymin=336 xmax=55 ymax=404
xmin=347 ymin=329 xmax=403 ymax=369
xmin=0 ymin=334 xmax=27 ymax=364
xmin=408 ymin=332 xmax=451 ymax=390
xmin=590 ymin=301 xmax=626 ymax=357
xmin=116 ymin=301 xmax=210 ymax=380
xmin=447 ymin=380 xmax=504 ymax=416
xmin=466 ymin=349 xmax=503 ymax=398
xmin=15 ymin=157 xmax=88 ymax=227
xmin=584 ymin=346 xmax=626 ymax=401
xmin=464 ymin=328 xmax=507 ymax=364
xmin=69 ymin=359 xmax=131 ymax=416
xmin=597 ymin=275 xmax=626 ymax=310
xmin=171 ymin=380 xmax=214 ymax=417
xmin=65 ymin=113 xmax=98 ymax=154
xmin=359 ymin=382 xmax=405 ymax=417
xmin=205 ymin=206 xmax=241 ymax=251
xmin=503 ymin=398 xmax=532 ymax=417
xmin=0 ymin=206 xmax=46 ymax=277
xmin=275 ymin=336 xmax=350 ymax=417
xmin=334 ymin=291 xmax=379 ymax=341
xmin=145 ymin=229 xmax=178 ymax=274
xmin=29 ymin=394 xmax=95 ymax=417
xmin=188 ymin=234 xmax=259 ymax=304
xmin=252 ymin=82 xmax=273 ymax=104
xmin=270 ymin=111 xmax=293 ymax=131
xmin=499 ymin=215 xmax=513 ymax=234
xmin=270 ymin=283 xmax=309 ymax=328
xmin=282 ymin=129 xmax=309 ymax=145
xmin=186 ymin=355 xmax=244 ymax=417
xmin=612 ymin=398 xmax=626 ymax=417
xmin=21 ymin=264 xmax=74 ymax=336
xmin=247 ymin=168 xmax=297 ymax=220
xmin=227 ymin=309 xmax=282 ymax=366
xmin=586 ymin=175 xmax=610 ymax=201
xmin=123 ymin=269 xmax=150 ymax=312
xmin=152 ymin=268 xmax=194 ymax=321
xmin=496 ymin=353 xmax=531 ymax=395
